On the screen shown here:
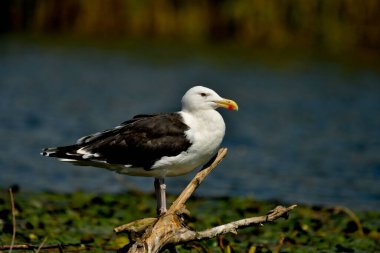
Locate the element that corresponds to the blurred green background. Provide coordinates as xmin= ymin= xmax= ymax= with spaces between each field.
xmin=1 ymin=0 xmax=380 ymax=59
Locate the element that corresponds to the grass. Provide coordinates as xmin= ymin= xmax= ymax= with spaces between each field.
xmin=0 ymin=188 xmax=379 ymax=252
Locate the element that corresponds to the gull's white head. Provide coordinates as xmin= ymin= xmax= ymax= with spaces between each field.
xmin=181 ymin=86 xmax=238 ymax=112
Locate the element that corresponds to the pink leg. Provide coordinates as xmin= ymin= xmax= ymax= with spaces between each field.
xmin=154 ymin=177 xmax=167 ymax=215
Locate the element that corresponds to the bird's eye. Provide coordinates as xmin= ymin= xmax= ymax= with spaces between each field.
xmin=200 ymin=92 xmax=208 ymax=97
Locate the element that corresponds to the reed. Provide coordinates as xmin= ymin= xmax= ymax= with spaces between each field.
xmin=1 ymin=0 xmax=379 ymax=53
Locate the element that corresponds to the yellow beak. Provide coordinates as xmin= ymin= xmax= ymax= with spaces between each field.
xmin=215 ymin=98 xmax=239 ymax=111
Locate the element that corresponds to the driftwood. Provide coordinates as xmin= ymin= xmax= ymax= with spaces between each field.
xmin=114 ymin=148 xmax=297 ymax=253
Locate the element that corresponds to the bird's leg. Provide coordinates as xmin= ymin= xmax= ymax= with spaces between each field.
xmin=154 ymin=177 xmax=167 ymax=215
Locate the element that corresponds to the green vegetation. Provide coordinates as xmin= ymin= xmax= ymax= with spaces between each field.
xmin=1 ymin=0 xmax=380 ymax=56
xmin=1 ymin=189 xmax=379 ymax=252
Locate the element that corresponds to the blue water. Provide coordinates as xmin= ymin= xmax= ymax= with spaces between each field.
xmin=1 ymin=40 xmax=380 ymax=210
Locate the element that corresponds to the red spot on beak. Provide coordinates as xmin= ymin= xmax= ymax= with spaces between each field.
xmin=228 ymin=105 xmax=234 ymax=110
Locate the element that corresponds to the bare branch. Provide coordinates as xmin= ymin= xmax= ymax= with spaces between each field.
xmin=114 ymin=148 xmax=297 ymax=253
xmin=0 ymin=243 xmax=91 ymax=251
xmin=8 ymin=188 xmax=16 ymax=253
xmin=168 ymin=148 xmax=228 ymax=213
xmin=274 ymin=234 xmax=285 ymax=253
xmin=35 ymin=237 xmax=48 ymax=253
xmin=114 ymin=217 xmax=157 ymax=233
xmin=172 ymin=205 xmax=297 ymax=243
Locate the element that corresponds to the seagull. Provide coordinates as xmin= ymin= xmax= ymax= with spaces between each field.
xmin=41 ymin=86 xmax=238 ymax=214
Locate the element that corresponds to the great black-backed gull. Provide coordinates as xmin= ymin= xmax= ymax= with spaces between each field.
xmin=41 ymin=86 xmax=238 ymax=214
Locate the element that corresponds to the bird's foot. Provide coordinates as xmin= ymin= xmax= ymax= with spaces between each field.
xmin=158 ymin=207 xmax=167 ymax=216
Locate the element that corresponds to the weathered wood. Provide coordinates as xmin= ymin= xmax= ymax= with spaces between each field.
xmin=115 ymin=148 xmax=297 ymax=253
xmin=168 ymin=148 xmax=228 ymax=213
xmin=114 ymin=218 xmax=158 ymax=233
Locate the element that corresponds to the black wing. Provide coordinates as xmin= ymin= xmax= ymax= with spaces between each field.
xmin=42 ymin=113 xmax=192 ymax=170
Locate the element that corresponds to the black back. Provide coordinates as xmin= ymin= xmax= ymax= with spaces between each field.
xmin=44 ymin=113 xmax=192 ymax=170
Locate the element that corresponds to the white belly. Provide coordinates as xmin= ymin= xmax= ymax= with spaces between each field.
xmin=151 ymin=110 xmax=226 ymax=177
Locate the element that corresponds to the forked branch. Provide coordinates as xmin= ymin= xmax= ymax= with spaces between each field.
xmin=115 ymin=148 xmax=297 ymax=253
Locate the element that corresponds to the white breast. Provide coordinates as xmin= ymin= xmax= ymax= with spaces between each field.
xmin=151 ymin=110 xmax=226 ymax=177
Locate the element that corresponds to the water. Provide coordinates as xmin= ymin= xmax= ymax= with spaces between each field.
xmin=1 ymin=40 xmax=379 ymax=210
